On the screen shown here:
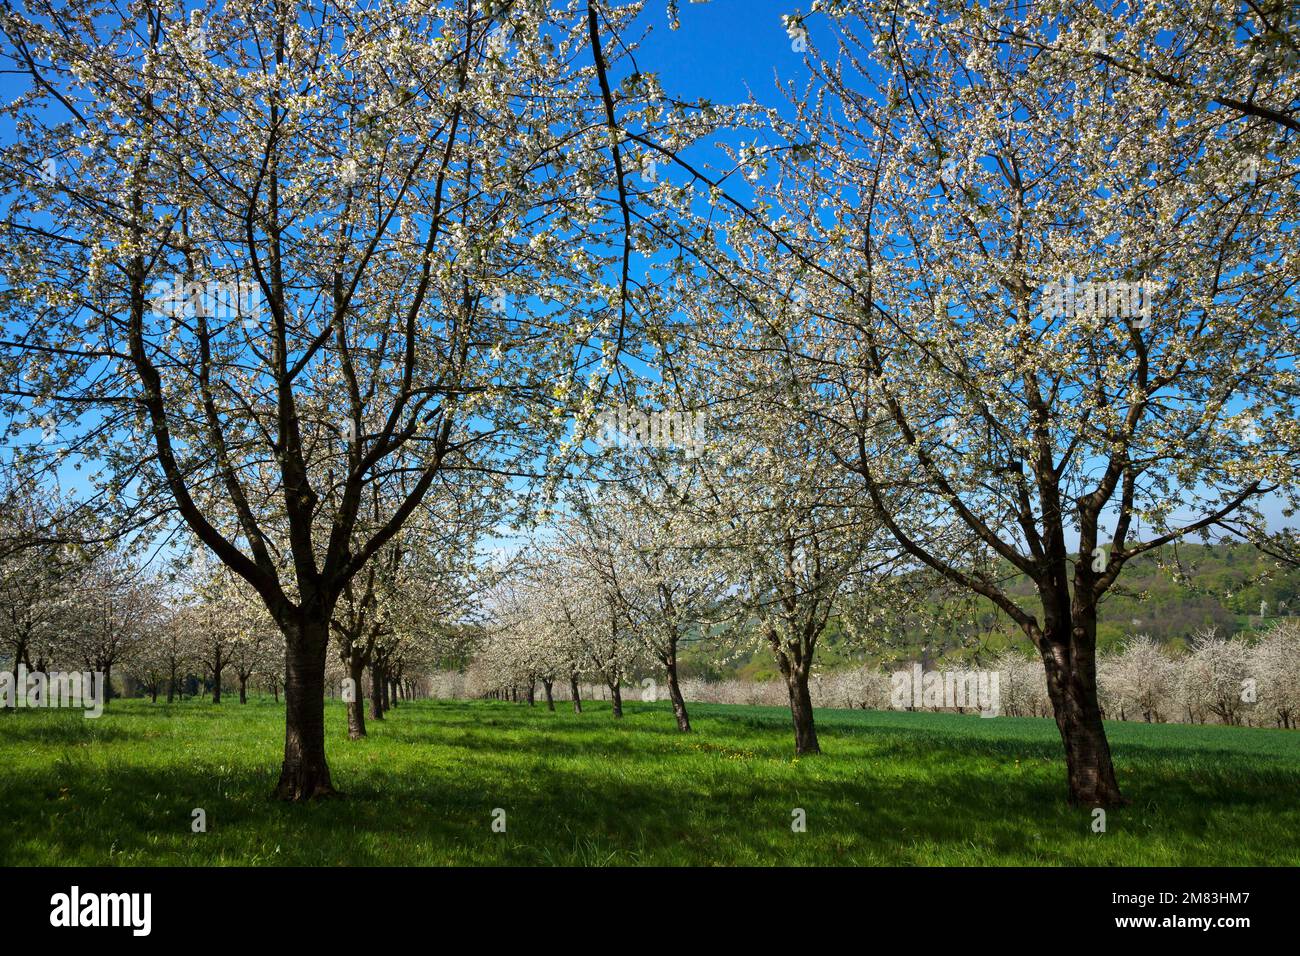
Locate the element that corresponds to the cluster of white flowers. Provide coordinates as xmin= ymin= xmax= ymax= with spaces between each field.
xmin=445 ymin=620 xmax=1300 ymax=729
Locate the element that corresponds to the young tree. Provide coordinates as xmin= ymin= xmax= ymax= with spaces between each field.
xmin=1103 ymin=636 xmax=1179 ymax=723
xmin=1181 ymin=628 xmax=1253 ymax=725
xmin=0 ymin=480 xmax=78 ymax=690
xmin=526 ymin=541 xmax=644 ymax=717
xmin=331 ymin=530 xmax=401 ymax=737
xmin=504 ymin=552 xmax=593 ymax=714
xmin=667 ymin=313 xmax=902 ymax=754
xmin=130 ymin=599 xmax=196 ymax=704
xmin=1252 ymin=619 xmax=1300 ymax=729
xmin=990 ymin=648 xmax=1052 ymax=719
xmin=64 ymin=547 xmax=157 ymax=702
xmin=225 ymin=584 xmax=280 ymax=705
xmin=479 ymin=584 xmax=546 ymax=706
xmin=562 ymin=472 xmax=728 ymax=731
xmin=191 ymin=564 xmax=251 ymax=704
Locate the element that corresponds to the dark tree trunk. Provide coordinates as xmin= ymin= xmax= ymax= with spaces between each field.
xmin=8 ymin=639 xmax=27 ymax=700
xmin=150 ymin=686 xmax=158 ymax=703
xmin=381 ymin=674 xmax=391 ymax=711
xmin=238 ymin=674 xmax=248 ymax=704
xmin=542 ymin=679 xmax=555 ymax=711
xmin=665 ymin=654 xmax=690 ymax=732
xmin=102 ymin=664 xmax=113 ymax=703
xmin=526 ymin=680 xmax=536 ymax=706
xmin=609 ymin=682 xmax=622 ymax=718
xmin=274 ymin=615 xmax=336 ymax=801
xmin=570 ymin=674 xmax=582 ymax=714
xmin=212 ymin=659 xmax=223 ymax=704
xmin=370 ymin=665 xmax=385 ymax=720
xmin=167 ymin=665 xmax=176 ymax=703
xmin=786 ymin=669 xmax=819 ymax=755
xmin=1040 ymin=632 xmax=1124 ymax=807
xmin=347 ymin=659 xmax=367 ymax=740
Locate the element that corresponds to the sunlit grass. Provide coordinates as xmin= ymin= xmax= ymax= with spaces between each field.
xmin=1 ymin=697 xmax=1295 ymax=865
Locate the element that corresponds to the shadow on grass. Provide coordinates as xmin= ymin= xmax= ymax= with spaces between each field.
xmin=0 ymin=758 xmax=1062 ymax=865
xmin=4 ymin=703 xmax=1296 ymax=866
xmin=681 ymin=701 xmax=1300 ymax=767
xmin=0 ymin=711 xmax=147 ymax=745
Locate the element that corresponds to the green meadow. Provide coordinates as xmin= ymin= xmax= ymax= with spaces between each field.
xmin=1 ymin=697 xmax=1296 ymax=866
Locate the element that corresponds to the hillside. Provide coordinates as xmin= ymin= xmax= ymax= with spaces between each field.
xmin=683 ymin=542 xmax=1300 ymax=681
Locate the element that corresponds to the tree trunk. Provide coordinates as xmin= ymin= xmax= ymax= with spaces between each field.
xmin=347 ymin=658 xmax=367 ymax=740
xmin=665 ymin=654 xmax=690 ymax=732
xmin=570 ymin=674 xmax=582 ymax=714
xmin=239 ymin=675 xmax=248 ymax=704
xmin=786 ymin=669 xmax=820 ymax=755
xmin=370 ymin=665 xmax=385 ymax=721
xmin=542 ymin=679 xmax=555 ymax=711
xmin=212 ymin=660 xmax=222 ymax=704
xmin=274 ymin=616 xmax=336 ymax=801
xmin=526 ymin=680 xmax=536 ymax=707
xmin=381 ymin=674 xmax=391 ymax=711
xmin=1039 ymin=628 xmax=1125 ymax=807
xmin=150 ymin=686 xmax=158 ymax=703
xmin=167 ymin=665 xmax=175 ymax=703
xmin=609 ymin=682 xmax=623 ymax=718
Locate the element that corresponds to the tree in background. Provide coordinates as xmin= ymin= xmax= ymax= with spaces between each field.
xmin=484 ymin=550 xmax=592 ymax=713
xmin=0 ymin=478 xmax=81 ymax=691
xmin=1180 ymin=628 xmax=1253 ymax=725
xmin=670 ymin=311 xmax=903 ymax=755
xmin=1251 ymin=620 xmax=1300 ymax=728
xmin=224 ymin=581 xmax=281 ymax=705
xmin=130 ymin=596 xmax=197 ymax=704
xmin=1099 ymin=637 xmax=1179 ymax=723
xmin=561 ymin=471 xmax=729 ymax=731
xmin=63 ymin=546 xmax=159 ymax=702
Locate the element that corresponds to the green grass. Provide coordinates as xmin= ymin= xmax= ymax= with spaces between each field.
xmin=1 ymin=697 xmax=1297 ymax=865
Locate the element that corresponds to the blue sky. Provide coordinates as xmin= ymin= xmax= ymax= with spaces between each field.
xmin=635 ymin=0 xmax=808 ymax=104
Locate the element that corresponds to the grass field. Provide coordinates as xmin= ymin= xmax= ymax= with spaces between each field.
xmin=1 ymin=697 xmax=1297 ymax=866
